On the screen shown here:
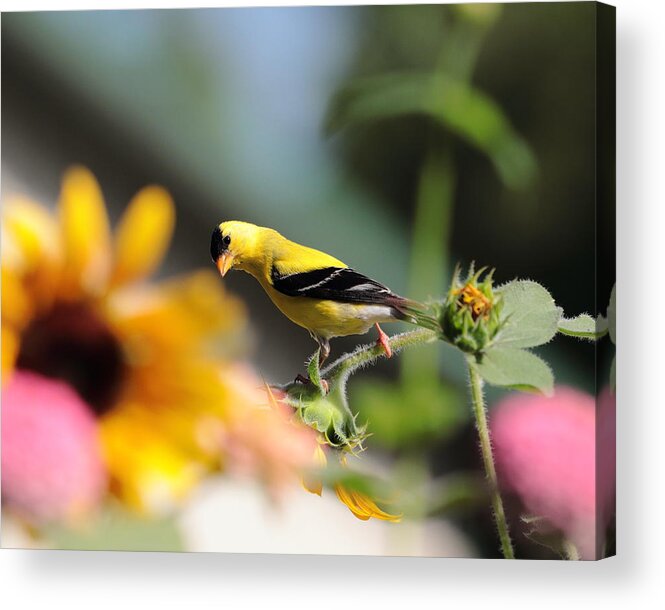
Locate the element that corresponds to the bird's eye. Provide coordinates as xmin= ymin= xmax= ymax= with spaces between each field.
xmin=223 ymin=234 xmax=231 ymax=246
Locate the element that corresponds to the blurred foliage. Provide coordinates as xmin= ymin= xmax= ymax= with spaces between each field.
xmin=352 ymin=378 xmax=465 ymax=450
xmin=45 ymin=503 xmax=183 ymax=552
xmin=326 ymin=71 xmax=535 ymax=190
xmin=327 ymin=3 xmax=599 ymax=329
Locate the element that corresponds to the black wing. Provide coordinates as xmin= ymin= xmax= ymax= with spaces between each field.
xmin=271 ymin=266 xmax=401 ymax=305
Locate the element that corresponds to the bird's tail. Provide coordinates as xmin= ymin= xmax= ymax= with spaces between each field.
xmin=390 ymin=297 xmax=441 ymax=333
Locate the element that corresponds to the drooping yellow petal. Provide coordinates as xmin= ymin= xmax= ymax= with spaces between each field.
xmin=351 ymin=490 xmax=403 ymax=522
xmin=302 ymin=443 xmax=327 ymax=496
xmin=111 ymin=185 xmax=175 ymax=287
xmin=334 ymin=484 xmax=402 ymax=522
xmin=59 ymin=166 xmax=112 ymax=298
xmin=2 ymin=325 xmax=19 ymax=381
xmin=335 ymin=485 xmax=369 ymax=520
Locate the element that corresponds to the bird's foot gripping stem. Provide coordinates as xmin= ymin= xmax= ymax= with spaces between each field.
xmin=375 ymin=323 xmax=392 ymax=358
xmin=294 ymin=373 xmax=329 ymax=394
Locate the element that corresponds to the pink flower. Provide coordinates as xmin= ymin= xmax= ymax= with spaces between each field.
xmin=2 ymin=371 xmax=108 ymax=523
xmin=491 ymin=386 xmax=615 ymax=559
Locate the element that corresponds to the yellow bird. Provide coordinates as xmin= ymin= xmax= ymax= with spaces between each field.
xmin=210 ymin=221 xmax=432 ymax=368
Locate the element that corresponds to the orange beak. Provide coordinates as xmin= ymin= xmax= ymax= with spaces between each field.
xmin=216 ymin=252 xmax=234 ymax=277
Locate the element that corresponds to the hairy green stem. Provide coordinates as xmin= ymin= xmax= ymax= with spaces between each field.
xmin=279 ymin=329 xmax=438 ymax=400
xmin=467 ymin=357 xmax=515 ymax=559
xmin=324 ymin=329 xmax=438 ymax=387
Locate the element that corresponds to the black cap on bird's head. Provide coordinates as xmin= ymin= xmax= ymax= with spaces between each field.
xmin=210 ymin=224 xmax=233 ymax=276
xmin=210 ymin=225 xmax=225 ymax=260
xmin=211 ymin=220 xmax=264 ymax=277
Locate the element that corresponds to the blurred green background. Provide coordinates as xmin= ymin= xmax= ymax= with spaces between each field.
xmin=2 ymin=3 xmax=612 ymax=558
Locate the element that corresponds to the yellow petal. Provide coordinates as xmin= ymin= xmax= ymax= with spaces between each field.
xmin=314 ymin=443 xmax=328 ymax=468
xmin=59 ymin=166 xmax=112 ymax=297
xmin=1 ymin=267 xmax=33 ymax=330
xmin=302 ymin=476 xmax=323 ymax=496
xmin=335 ymin=485 xmax=370 ymax=520
xmin=106 ymin=269 xmax=246 ymax=358
xmin=334 ymin=484 xmax=402 ymax=523
xmin=1 ymin=224 xmax=23 ymax=271
xmin=111 ymin=185 xmax=175 ymax=287
xmin=100 ymin=403 xmax=205 ymax=515
xmin=302 ymin=445 xmax=328 ymax=496
xmin=2 ymin=198 xmax=62 ymax=310
xmin=2 ymin=197 xmax=61 ymax=272
xmin=2 ymin=325 xmax=19 ymax=381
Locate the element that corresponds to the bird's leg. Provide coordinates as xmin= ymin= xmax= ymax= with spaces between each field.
xmin=318 ymin=338 xmax=331 ymax=368
xmin=318 ymin=339 xmax=330 ymax=393
xmin=375 ymin=323 xmax=393 ymax=358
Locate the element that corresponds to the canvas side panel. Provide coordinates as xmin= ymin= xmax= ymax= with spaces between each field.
xmin=595 ymin=1 xmax=616 ymax=561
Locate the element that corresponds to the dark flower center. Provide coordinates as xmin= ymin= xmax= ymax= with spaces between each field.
xmin=16 ymin=302 xmax=126 ymax=415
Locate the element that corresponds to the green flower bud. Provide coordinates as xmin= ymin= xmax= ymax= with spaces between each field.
xmin=297 ymin=395 xmax=366 ymax=451
xmin=439 ymin=265 xmax=503 ymax=355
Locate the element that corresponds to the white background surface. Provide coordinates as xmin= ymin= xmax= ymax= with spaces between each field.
xmin=0 ymin=0 xmax=662 ymax=607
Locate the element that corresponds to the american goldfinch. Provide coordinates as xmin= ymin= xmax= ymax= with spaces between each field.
xmin=210 ymin=221 xmax=433 ymax=366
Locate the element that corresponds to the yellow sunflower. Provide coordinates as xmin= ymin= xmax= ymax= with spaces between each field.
xmin=1 ymin=166 xmax=258 ymax=514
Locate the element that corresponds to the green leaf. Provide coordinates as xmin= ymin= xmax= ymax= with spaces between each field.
xmin=325 ymin=72 xmax=536 ymax=189
xmin=325 ymin=73 xmax=426 ymax=133
xmin=427 ymin=473 xmax=487 ymax=516
xmin=476 ymin=347 xmax=554 ymax=395
xmin=495 ymin=280 xmax=562 ymax=348
xmin=306 ymin=348 xmax=325 ymax=394
xmin=300 ymin=396 xmax=359 ymax=448
xmin=607 ymin=284 xmax=616 ymax=345
xmin=558 ymin=313 xmax=609 ymax=340
xmin=44 ymin=503 xmax=183 ymax=552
